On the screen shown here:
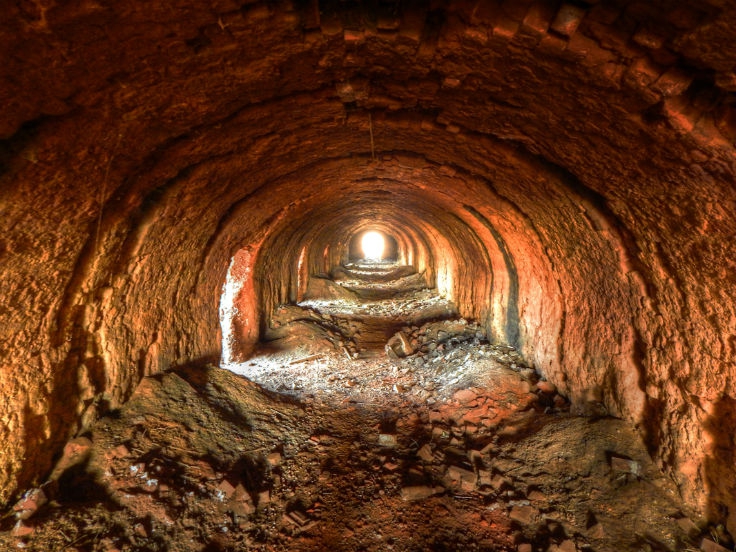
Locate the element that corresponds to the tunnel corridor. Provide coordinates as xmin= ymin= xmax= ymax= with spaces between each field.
xmin=1 ymin=0 xmax=736 ymax=550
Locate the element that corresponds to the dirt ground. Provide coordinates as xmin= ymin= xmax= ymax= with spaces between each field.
xmin=1 ymin=278 xmax=732 ymax=551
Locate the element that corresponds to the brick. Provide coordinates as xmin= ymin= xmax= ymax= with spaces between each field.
xmin=442 ymin=77 xmax=462 ymax=89
xmin=400 ymin=8 xmax=426 ymax=42
xmin=662 ymin=97 xmax=698 ymax=134
xmin=464 ymin=26 xmax=488 ymax=44
xmin=550 ymin=4 xmax=586 ymax=37
xmin=343 ymin=29 xmax=364 ymax=43
xmin=564 ymin=32 xmax=599 ymax=61
xmin=320 ymin=12 xmax=342 ymax=36
xmin=492 ymin=15 xmax=519 ymax=40
xmin=537 ymin=33 xmax=568 ymax=55
xmin=652 ymin=67 xmax=693 ymax=97
xmin=624 ymin=57 xmax=664 ymax=89
xmin=632 ymin=26 xmax=665 ymax=50
xmin=522 ymin=2 xmax=555 ymax=35
xmin=715 ymin=71 xmax=736 ymax=92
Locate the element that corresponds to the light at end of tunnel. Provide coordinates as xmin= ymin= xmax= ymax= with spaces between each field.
xmin=361 ymin=231 xmax=385 ymax=261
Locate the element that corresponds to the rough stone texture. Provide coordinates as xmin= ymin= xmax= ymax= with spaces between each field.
xmin=0 ymin=0 xmax=735 ymax=536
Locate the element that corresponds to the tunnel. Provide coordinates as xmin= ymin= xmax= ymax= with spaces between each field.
xmin=1 ymin=1 xmax=736 ymax=550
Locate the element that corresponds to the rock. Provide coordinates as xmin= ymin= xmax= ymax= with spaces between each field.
xmin=48 ymin=436 xmax=93 ymax=481
xmin=400 ymin=486 xmax=444 ymax=501
xmin=676 ymin=517 xmax=699 ymax=537
xmin=267 ymin=452 xmax=282 ymax=467
xmin=416 ymin=444 xmax=434 ymax=462
xmin=536 ymin=380 xmax=557 ymax=394
xmin=453 ymin=388 xmax=477 ymax=404
xmin=258 ymin=490 xmax=271 ymax=506
xmin=11 ymin=521 xmax=34 ymax=537
xmin=509 ymin=505 xmax=539 ymax=525
xmin=518 ymin=545 xmax=532 ymax=552
xmin=445 ymin=465 xmax=477 ymax=492
xmin=610 ymin=456 xmax=641 ymax=476
xmin=386 ymin=331 xmax=415 ymax=358
xmin=217 ymin=479 xmax=236 ymax=499
xmin=701 ymin=539 xmax=731 ymax=552
xmin=13 ymin=487 xmax=47 ymax=520
xmin=527 ymin=490 xmax=546 ymax=502
xmin=284 ymin=510 xmax=310 ymax=527
xmin=110 ymin=444 xmax=130 ymax=459
xmin=378 ymin=434 xmax=398 ymax=447
xmin=231 ymin=484 xmax=255 ymax=516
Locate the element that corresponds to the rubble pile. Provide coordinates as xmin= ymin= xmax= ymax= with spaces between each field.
xmin=1 ymin=360 xmax=722 ymax=552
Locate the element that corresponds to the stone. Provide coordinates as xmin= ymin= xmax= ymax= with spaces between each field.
xmin=676 ymin=516 xmax=699 ymax=537
xmin=536 ymin=381 xmax=557 ymax=394
xmin=386 ymin=331 xmax=415 ymax=358
xmin=610 ymin=456 xmax=641 ymax=476
xmin=378 ymin=434 xmax=398 ymax=447
xmin=217 ymin=479 xmax=236 ymax=499
xmin=701 ymin=539 xmax=731 ymax=552
xmin=453 ymin=388 xmax=477 ymax=404
xmin=13 ymin=487 xmax=47 ymax=520
xmin=550 ymin=4 xmax=585 ymax=37
xmin=267 ymin=452 xmax=282 ymax=467
xmin=518 ymin=545 xmax=532 ymax=552
xmin=446 ymin=465 xmax=477 ymax=491
xmin=11 ymin=521 xmax=34 ymax=537
xmin=417 ymin=444 xmax=434 ymax=463
xmin=509 ymin=505 xmax=539 ymax=525
xmin=111 ymin=444 xmax=130 ymax=459
xmin=48 ymin=437 xmax=93 ymax=481
xmin=527 ymin=490 xmax=546 ymax=502
xmin=401 ymin=486 xmax=443 ymax=501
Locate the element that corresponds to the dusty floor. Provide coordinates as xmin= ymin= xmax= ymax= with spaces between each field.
xmin=1 ymin=271 xmax=732 ymax=551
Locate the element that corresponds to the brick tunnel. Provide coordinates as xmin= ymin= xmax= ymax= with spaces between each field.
xmin=1 ymin=1 xmax=736 ymax=550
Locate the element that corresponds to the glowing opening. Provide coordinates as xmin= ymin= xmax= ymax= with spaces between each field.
xmin=361 ymin=231 xmax=385 ymax=260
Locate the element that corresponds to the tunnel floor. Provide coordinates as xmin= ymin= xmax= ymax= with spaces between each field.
xmin=1 ymin=279 xmax=721 ymax=551
xmin=2 ymin=352 xmax=716 ymax=549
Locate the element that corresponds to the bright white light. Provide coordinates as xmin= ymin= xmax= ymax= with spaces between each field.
xmin=361 ymin=231 xmax=385 ymax=260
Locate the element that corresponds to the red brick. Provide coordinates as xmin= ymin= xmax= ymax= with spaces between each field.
xmin=550 ymin=4 xmax=586 ymax=37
